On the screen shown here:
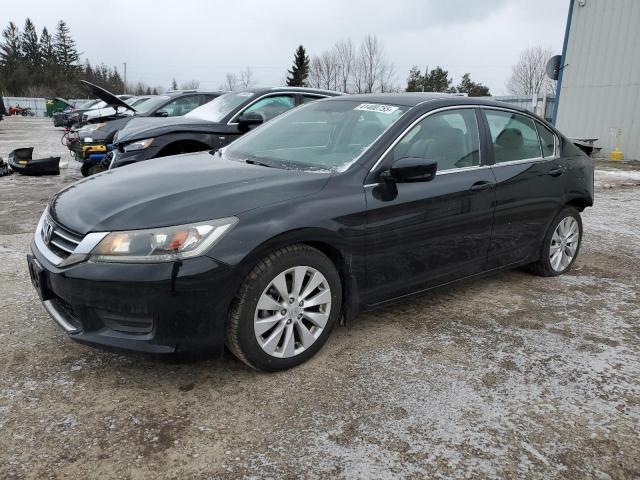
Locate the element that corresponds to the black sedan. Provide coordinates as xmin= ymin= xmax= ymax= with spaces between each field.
xmin=109 ymin=87 xmax=341 ymax=169
xmin=28 ymin=94 xmax=593 ymax=371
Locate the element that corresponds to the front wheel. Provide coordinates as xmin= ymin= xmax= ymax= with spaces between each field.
xmin=527 ymin=207 xmax=583 ymax=277
xmin=226 ymin=244 xmax=342 ymax=371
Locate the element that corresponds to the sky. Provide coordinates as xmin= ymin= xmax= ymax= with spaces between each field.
xmin=4 ymin=0 xmax=570 ymax=95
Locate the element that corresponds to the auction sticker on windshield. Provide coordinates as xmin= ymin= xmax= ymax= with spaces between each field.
xmin=355 ymin=103 xmax=399 ymax=114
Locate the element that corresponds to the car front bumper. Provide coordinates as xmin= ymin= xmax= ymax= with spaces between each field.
xmin=28 ymin=239 xmax=239 ymax=355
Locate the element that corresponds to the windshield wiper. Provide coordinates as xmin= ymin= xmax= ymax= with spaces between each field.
xmin=245 ymin=159 xmax=275 ymax=168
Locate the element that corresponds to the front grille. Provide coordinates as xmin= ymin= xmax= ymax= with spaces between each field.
xmin=42 ymin=216 xmax=84 ymax=260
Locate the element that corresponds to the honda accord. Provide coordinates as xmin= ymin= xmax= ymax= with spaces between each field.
xmin=28 ymin=94 xmax=594 ymax=371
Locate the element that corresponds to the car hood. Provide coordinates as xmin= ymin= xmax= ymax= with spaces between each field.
xmin=115 ymin=116 xmax=218 ymax=143
xmin=50 ymin=152 xmax=331 ymax=235
xmin=80 ymin=80 xmax=136 ymax=113
xmin=79 ymin=117 xmax=133 ymax=142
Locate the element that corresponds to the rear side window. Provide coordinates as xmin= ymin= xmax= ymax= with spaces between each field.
xmin=536 ymin=122 xmax=557 ymax=157
xmin=391 ymin=109 xmax=480 ymax=171
xmin=485 ymin=110 xmax=542 ymax=163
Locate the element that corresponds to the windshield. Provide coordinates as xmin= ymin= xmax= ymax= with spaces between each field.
xmin=224 ymin=100 xmax=408 ymax=172
xmin=78 ymin=99 xmax=99 ymax=109
xmin=134 ymin=95 xmax=172 ymax=113
xmin=126 ymin=97 xmax=151 ymax=108
xmin=186 ymin=91 xmax=254 ymax=122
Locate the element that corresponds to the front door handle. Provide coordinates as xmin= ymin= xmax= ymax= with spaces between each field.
xmin=469 ymin=181 xmax=494 ymax=192
xmin=548 ymin=166 xmax=565 ymax=177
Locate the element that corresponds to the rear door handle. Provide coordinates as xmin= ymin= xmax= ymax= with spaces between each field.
xmin=469 ymin=181 xmax=494 ymax=192
xmin=548 ymin=166 xmax=565 ymax=177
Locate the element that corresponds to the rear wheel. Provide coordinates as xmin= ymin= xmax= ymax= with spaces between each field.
xmin=226 ymin=244 xmax=342 ymax=371
xmin=527 ymin=207 xmax=582 ymax=277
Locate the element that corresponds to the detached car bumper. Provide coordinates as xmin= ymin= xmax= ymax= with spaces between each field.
xmin=28 ymin=240 xmax=238 ymax=354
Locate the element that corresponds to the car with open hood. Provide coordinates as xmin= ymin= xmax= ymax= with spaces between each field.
xmin=28 ymin=93 xmax=593 ymax=371
xmin=109 ymin=87 xmax=341 ymax=169
xmin=75 ymin=89 xmax=224 ymax=176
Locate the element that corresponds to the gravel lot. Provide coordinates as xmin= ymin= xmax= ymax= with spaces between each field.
xmin=1 ymin=117 xmax=639 ymax=479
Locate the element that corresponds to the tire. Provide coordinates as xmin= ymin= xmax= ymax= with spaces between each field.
xmin=527 ymin=206 xmax=583 ymax=277
xmin=226 ymin=244 xmax=342 ymax=372
xmin=80 ymin=163 xmax=105 ymax=177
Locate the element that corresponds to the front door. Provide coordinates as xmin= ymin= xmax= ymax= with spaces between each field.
xmin=363 ymin=108 xmax=496 ymax=305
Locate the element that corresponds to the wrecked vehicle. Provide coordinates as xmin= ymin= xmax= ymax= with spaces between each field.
xmin=76 ymin=89 xmax=223 ymax=176
xmin=109 ymin=87 xmax=341 ymax=169
xmin=27 ymin=94 xmax=593 ymax=371
xmin=54 ymin=98 xmax=100 ymax=128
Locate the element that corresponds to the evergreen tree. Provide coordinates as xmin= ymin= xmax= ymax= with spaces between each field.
xmin=171 ymin=77 xmax=178 ymax=90
xmin=286 ymin=45 xmax=310 ymax=87
xmin=456 ymin=73 xmax=490 ymax=97
xmin=21 ymin=19 xmax=40 ymax=67
xmin=0 ymin=21 xmax=22 ymax=67
xmin=39 ymin=27 xmax=55 ymax=64
xmin=54 ymin=20 xmax=79 ymax=70
xmin=405 ymin=66 xmax=423 ymax=92
xmin=423 ymin=66 xmax=454 ymax=93
xmin=152 ymin=87 xmax=158 ymax=95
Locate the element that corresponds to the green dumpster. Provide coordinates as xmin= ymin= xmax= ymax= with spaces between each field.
xmin=46 ymin=97 xmax=72 ymax=117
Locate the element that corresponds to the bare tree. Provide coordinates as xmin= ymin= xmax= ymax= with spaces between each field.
xmin=353 ymin=34 xmax=395 ymax=93
xmin=238 ymin=67 xmax=256 ymax=89
xmin=221 ymin=72 xmax=238 ymax=91
xmin=180 ymin=79 xmax=200 ymax=90
xmin=308 ymin=50 xmax=340 ymax=91
xmin=506 ymin=46 xmax=556 ymax=95
xmin=334 ymin=38 xmax=355 ymax=93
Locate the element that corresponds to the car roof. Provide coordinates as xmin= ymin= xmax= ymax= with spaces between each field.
xmin=322 ymin=92 xmax=532 ymax=113
xmin=164 ymin=90 xmax=226 ymax=96
xmin=241 ymin=86 xmax=343 ymax=96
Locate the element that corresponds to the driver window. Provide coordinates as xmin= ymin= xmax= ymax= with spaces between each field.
xmin=391 ymin=109 xmax=480 ymax=171
xmin=242 ymin=95 xmax=295 ymax=121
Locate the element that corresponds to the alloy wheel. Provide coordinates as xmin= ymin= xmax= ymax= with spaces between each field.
xmin=549 ymin=216 xmax=580 ymax=272
xmin=254 ymin=266 xmax=331 ymax=358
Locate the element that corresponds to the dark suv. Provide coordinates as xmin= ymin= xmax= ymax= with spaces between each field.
xmin=109 ymin=87 xmax=341 ymax=169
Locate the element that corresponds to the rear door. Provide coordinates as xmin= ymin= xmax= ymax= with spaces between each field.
xmin=482 ymin=108 xmax=566 ymax=269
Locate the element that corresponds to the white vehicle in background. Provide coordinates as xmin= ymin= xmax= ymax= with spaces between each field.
xmin=81 ymin=95 xmax=152 ymax=123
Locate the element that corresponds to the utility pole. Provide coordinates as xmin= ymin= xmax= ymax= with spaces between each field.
xmin=123 ymin=62 xmax=127 ymax=94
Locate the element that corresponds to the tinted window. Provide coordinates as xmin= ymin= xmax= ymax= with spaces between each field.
xmin=536 ymin=122 xmax=557 ymax=157
xmin=485 ymin=110 xmax=541 ymax=163
xmin=242 ymin=95 xmax=296 ymax=121
xmin=391 ymin=109 xmax=480 ymax=171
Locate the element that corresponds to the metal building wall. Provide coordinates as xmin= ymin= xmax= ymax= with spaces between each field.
xmin=555 ymin=0 xmax=640 ymax=160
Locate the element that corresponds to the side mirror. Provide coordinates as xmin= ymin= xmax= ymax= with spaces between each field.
xmin=380 ymin=157 xmax=437 ymax=183
xmin=154 ymin=110 xmax=169 ymax=117
xmin=237 ymin=112 xmax=264 ymax=132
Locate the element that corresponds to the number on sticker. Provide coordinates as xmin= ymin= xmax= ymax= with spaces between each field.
xmin=354 ymin=103 xmax=399 ymax=114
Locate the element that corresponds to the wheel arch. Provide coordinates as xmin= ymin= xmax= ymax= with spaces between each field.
xmin=232 ymin=227 xmax=362 ymax=325
xmin=157 ymin=138 xmax=212 ymax=157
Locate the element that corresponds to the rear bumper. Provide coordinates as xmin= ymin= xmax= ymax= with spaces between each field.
xmin=29 ymin=239 xmax=241 ymax=354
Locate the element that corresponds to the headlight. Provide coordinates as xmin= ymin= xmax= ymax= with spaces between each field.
xmin=123 ymin=138 xmax=154 ymax=152
xmin=90 ymin=217 xmax=238 ymax=263
xmin=80 ymin=123 xmax=106 ymax=135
